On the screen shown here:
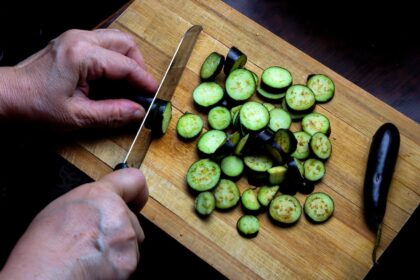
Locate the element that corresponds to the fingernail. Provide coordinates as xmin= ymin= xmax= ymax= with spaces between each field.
xmin=133 ymin=109 xmax=143 ymax=120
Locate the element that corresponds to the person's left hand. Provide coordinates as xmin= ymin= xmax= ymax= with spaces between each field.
xmin=0 ymin=29 xmax=158 ymax=129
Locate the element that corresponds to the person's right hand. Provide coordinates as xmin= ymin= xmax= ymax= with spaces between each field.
xmin=0 ymin=168 xmax=148 ymax=280
xmin=0 ymin=29 xmax=158 ymax=129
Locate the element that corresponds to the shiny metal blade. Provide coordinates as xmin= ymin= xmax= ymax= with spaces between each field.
xmin=122 ymin=25 xmax=202 ymax=164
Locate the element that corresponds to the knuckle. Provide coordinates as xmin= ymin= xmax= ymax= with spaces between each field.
xmin=114 ymin=226 xmax=139 ymax=274
xmin=82 ymin=184 xmax=128 ymax=212
xmin=51 ymin=29 xmax=91 ymax=63
xmin=62 ymin=29 xmax=83 ymax=39
xmin=124 ymin=33 xmax=137 ymax=48
xmin=124 ymin=56 xmax=141 ymax=71
xmin=82 ymin=183 xmax=108 ymax=198
xmin=101 ymin=105 xmax=126 ymax=128
xmin=124 ymin=222 xmax=138 ymax=241
xmin=65 ymin=40 xmax=89 ymax=62
xmin=123 ymin=252 xmax=139 ymax=274
xmin=72 ymin=104 xmax=123 ymax=129
xmin=54 ymin=29 xmax=79 ymax=44
xmin=113 ymin=251 xmax=138 ymax=277
xmin=81 ymin=182 xmax=114 ymax=200
xmin=111 ymin=29 xmax=135 ymax=46
xmin=69 ymin=104 xmax=96 ymax=128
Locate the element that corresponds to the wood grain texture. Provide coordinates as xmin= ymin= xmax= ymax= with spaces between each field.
xmin=223 ymin=0 xmax=420 ymax=123
xmin=59 ymin=0 xmax=420 ymax=279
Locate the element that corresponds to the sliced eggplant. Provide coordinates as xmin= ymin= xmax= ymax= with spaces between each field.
xmin=195 ymin=192 xmax=216 ymax=216
xmin=200 ymin=52 xmax=225 ymax=81
xmin=237 ymin=215 xmax=259 ymax=237
xmin=269 ymin=195 xmax=302 ymax=225
xmin=187 ymin=159 xmax=221 ymax=192
xmin=224 ymin=46 xmax=247 ymax=75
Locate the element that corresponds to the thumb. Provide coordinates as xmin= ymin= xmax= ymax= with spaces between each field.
xmin=99 ymin=168 xmax=149 ymax=212
xmin=71 ymin=95 xmax=145 ymax=128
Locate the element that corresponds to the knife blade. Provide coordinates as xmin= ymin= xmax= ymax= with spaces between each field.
xmin=114 ymin=25 xmax=202 ymax=170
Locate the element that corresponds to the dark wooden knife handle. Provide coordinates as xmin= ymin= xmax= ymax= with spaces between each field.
xmin=114 ymin=162 xmax=129 ymax=170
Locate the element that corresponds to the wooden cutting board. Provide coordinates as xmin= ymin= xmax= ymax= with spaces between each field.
xmin=58 ymin=0 xmax=420 ymax=278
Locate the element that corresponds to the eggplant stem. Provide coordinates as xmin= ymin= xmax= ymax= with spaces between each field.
xmin=372 ymin=223 xmax=382 ymax=264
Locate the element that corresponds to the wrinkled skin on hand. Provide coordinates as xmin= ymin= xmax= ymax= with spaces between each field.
xmin=0 ymin=29 xmax=155 ymax=280
xmin=0 ymin=168 xmax=148 ymax=280
xmin=0 ymin=29 xmax=158 ymax=129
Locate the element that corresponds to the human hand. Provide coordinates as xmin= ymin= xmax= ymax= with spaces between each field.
xmin=0 ymin=168 xmax=148 ymax=280
xmin=0 ymin=29 xmax=158 ymax=129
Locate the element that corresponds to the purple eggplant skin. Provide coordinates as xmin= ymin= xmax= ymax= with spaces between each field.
xmin=363 ymin=123 xmax=400 ymax=262
xmin=363 ymin=123 xmax=400 ymax=230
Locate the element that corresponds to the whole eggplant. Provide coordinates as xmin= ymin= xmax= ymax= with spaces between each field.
xmin=363 ymin=123 xmax=400 ymax=263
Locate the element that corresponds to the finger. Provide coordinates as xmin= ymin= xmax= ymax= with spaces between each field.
xmin=71 ymin=94 xmax=145 ymax=128
xmin=127 ymin=209 xmax=145 ymax=245
xmin=93 ymin=29 xmax=146 ymax=69
xmin=83 ymin=47 xmax=158 ymax=93
xmin=99 ymin=168 xmax=149 ymax=211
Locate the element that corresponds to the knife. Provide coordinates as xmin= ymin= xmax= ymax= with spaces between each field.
xmin=114 ymin=25 xmax=202 ymax=170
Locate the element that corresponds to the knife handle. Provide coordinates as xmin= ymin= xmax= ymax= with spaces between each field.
xmin=114 ymin=162 xmax=129 ymax=170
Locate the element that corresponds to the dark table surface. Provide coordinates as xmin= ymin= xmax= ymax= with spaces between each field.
xmin=0 ymin=0 xmax=418 ymax=279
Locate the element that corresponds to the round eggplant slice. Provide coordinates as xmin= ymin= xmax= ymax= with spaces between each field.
xmin=269 ymin=195 xmax=302 ymax=225
xmin=237 ymin=215 xmax=259 ymax=237
xmin=304 ymin=192 xmax=334 ymax=223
